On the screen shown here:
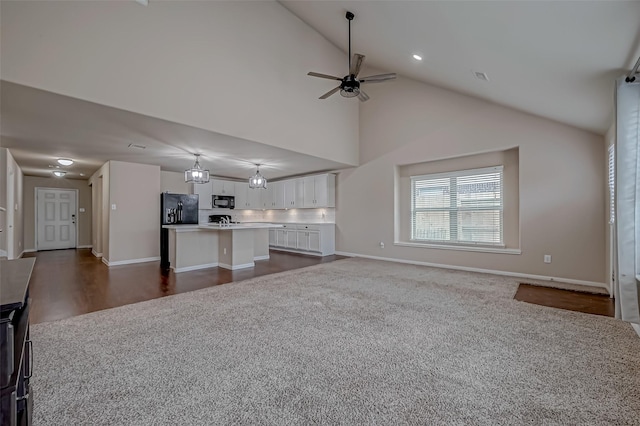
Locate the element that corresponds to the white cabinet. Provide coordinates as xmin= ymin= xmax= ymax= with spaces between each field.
xmin=302 ymin=174 xmax=335 ymax=208
xmin=211 ymin=179 xmax=235 ymax=196
xmin=234 ymin=182 xmax=262 ymax=209
xmin=272 ymin=182 xmax=285 ymax=209
xmin=283 ymin=179 xmax=302 ymax=208
xmin=260 ymin=185 xmax=274 ymax=209
xmin=191 ymin=182 xmax=213 ymax=209
xmin=269 ymin=223 xmax=335 ymax=256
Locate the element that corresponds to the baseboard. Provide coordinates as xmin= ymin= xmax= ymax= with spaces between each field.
xmin=77 ymin=245 xmax=93 ymax=249
xmin=334 ymin=251 xmax=609 ymax=292
xmin=172 ymin=262 xmax=219 ymax=273
xmin=254 ymin=255 xmax=270 ymax=261
xmin=23 ymin=249 xmax=36 ymax=253
xmin=269 ymin=247 xmax=325 ymax=257
xmin=103 ymin=256 xmax=160 ymax=267
xmin=92 ymin=250 xmax=103 ymax=258
xmin=0 ymin=249 xmax=6 ymax=257
xmin=632 ymin=323 xmax=640 ymax=338
xmin=218 ymin=262 xmax=255 ymax=270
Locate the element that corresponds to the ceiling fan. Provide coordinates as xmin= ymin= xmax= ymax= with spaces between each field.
xmin=307 ymin=11 xmax=396 ymax=102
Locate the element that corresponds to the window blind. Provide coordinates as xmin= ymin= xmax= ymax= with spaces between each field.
xmin=608 ymin=144 xmax=615 ymax=224
xmin=411 ymin=166 xmax=504 ymax=245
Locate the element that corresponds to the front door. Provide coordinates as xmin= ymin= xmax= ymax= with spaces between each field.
xmin=36 ymin=188 xmax=77 ymax=251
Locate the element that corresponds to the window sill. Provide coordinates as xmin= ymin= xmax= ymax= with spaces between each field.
xmin=394 ymin=241 xmax=521 ymax=255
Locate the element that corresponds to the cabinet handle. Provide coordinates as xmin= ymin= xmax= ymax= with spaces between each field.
xmin=25 ymin=340 xmax=33 ymax=380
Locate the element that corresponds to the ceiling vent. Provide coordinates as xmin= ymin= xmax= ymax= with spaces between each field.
xmin=128 ymin=143 xmax=146 ymax=149
xmin=473 ymin=71 xmax=490 ymax=82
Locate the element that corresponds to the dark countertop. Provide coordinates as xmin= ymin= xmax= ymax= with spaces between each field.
xmin=0 ymin=258 xmax=36 ymax=312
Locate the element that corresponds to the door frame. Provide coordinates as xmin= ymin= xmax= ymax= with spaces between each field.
xmin=35 ymin=187 xmax=79 ymax=251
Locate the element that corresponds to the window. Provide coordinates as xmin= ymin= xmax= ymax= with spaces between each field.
xmin=608 ymin=144 xmax=615 ymax=224
xmin=411 ymin=166 xmax=503 ymax=246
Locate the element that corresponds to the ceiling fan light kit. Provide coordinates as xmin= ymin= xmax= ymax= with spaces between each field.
xmin=185 ymin=154 xmax=210 ymax=184
xmin=307 ymin=11 xmax=396 ymax=102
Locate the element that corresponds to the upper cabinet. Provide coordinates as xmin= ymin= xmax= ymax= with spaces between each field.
xmin=191 ymin=182 xmax=213 ymax=209
xmin=193 ymin=174 xmax=335 ymax=210
xmin=302 ymin=174 xmax=335 ymax=208
xmin=211 ymin=179 xmax=235 ymax=196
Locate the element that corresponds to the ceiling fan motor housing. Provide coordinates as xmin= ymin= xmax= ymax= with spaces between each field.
xmin=340 ymin=75 xmax=360 ymax=97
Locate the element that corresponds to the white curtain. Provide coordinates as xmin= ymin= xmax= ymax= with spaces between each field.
xmin=615 ymin=76 xmax=640 ymax=324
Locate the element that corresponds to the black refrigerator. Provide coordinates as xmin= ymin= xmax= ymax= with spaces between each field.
xmin=160 ymin=193 xmax=199 ymax=269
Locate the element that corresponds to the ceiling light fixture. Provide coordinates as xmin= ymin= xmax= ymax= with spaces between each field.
xmin=57 ymin=158 xmax=74 ymax=166
xmin=412 ymin=54 xmax=423 ymax=61
xmin=52 ymin=171 xmax=66 ymax=177
xmin=184 ymin=154 xmax=210 ymax=184
xmin=249 ymin=164 xmax=267 ymax=189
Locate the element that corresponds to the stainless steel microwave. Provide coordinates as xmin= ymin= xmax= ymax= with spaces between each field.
xmin=212 ymin=195 xmax=235 ymax=209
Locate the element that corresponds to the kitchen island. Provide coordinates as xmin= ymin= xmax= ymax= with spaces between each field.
xmin=163 ymin=223 xmax=283 ymax=272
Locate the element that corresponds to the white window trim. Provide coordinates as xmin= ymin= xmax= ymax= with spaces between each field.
xmin=410 ymin=165 xmax=504 ymax=247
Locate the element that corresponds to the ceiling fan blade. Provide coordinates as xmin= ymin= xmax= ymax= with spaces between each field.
xmin=308 ymin=71 xmax=343 ymax=81
xmin=319 ymin=86 xmax=341 ymax=99
xmin=357 ymin=90 xmax=369 ymax=102
xmin=360 ymin=73 xmax=397 ymax=84
xmin=350 ymin=54 xmax=365 ymax=77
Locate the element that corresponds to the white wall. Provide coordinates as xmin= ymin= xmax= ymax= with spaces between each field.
xmin=1 ymin=1 xmax=359 ymax=166
xmin=160 ymin=171 xmax=189 ymax=194
xmin=108 ymin=161 xmax=160 ymax=263
xmin=1 ymin=149 xmax=24 ymax=259
xmin=337 ymin=77 xmax=606 ymax=286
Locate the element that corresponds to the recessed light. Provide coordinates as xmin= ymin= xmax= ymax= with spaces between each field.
xmin=57 ymin=158 xmax=74 ymax=166
xmin=53 ymin=171 xmax=66 ymax=177
xmin=80 ymin=173 xmax=86 ymax=177
xmin=412 ymin=54 xmax=423 ymax=61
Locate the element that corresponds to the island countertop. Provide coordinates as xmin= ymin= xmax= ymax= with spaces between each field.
xmin=162 ymin=223 xmax=283 ymax=231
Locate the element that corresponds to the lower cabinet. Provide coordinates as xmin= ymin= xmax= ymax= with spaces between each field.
xmin=269 ymin=223 xmax=335 ymax=256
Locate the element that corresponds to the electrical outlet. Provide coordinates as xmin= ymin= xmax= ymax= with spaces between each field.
xmin=79 ymin=207 xmax=85 ymax=213
xmin=111 ymin=204 xmax=117 ymax=210
xmin=379 ymin=242 xmax=385 ymax=248
xmin=544 ymin=255 xmax=552 ymax=264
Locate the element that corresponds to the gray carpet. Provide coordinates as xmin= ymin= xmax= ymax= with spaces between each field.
xmin=32 ymin=258 xmax=640 ymax=425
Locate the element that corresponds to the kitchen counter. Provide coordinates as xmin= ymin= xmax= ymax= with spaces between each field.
xmin=163 ymin=223 xmax=283 ymax=273
xmin=163 ymin=223 xmax=282 ymax=231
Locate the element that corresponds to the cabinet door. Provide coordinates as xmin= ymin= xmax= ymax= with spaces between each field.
xmin=234 ymin=182 xmax=248 ymax=209
xmin=314 ymin=175 xmax=329 ymax=207
xmin=261 ymin=185 xmax=273 ymax=209
xmin=193 ymin=182 xmax=213 ymax=209
xmin=269 ymin=229 xmax=276 ymax=246
xmin=303 ymin=177 xmax=315 ymax=208
xmin=295 ymin=179 xmax=305 ymax=207
xmin=284 ymin=180 xmax=297 ymax=208
xmin=248 ymin=188 xmax=261 ymax=209
xmin=276 ymin=229 xmax=287 ymax=246
xmin=272 ymin=182 xmax=285 ymax=209
xmin=286 ymin=230 xmax=297 ymax=248
xmin=296 ymin=231 xmax=309 ymax=250
xmin=211 ymin=179 xmax=223 ymax=196
xmin=222 ymin=180 xmax=235 ymax=196
xmin=308 ymin=231 xmax=321 ymax=252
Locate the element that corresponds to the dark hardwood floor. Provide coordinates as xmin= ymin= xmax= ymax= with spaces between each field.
xmin=514 ymin=283 xmax=614 ymax=317
xmin=24 ymin=249 xmax=347 ymax=324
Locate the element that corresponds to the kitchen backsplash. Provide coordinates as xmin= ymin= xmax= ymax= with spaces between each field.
xmin=198 ymin=208 xmax=335 ymax=224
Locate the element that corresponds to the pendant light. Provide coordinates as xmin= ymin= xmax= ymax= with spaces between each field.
xmin=184 ymin=154 xmax=210 ymax=184
xmin=248 ymin=164 xmax=267 ymax=189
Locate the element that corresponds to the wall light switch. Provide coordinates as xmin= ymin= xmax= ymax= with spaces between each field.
xmin=79 ymin=208 xmax=86 ymax=213
xmin=544 ymin=255 xmax=552 ymax=264
xmin=111 ymin=204 xmax=117 ymax=210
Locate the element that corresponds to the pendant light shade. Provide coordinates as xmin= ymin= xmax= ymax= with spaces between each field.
xmin=185 ymin=154 xmax=210 ymax=184
xmin=249 ymin=164 xmax=267 ymax=189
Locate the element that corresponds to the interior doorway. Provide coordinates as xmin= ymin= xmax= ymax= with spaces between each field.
xmin=36 ymin=188 xmax=78 ymax=251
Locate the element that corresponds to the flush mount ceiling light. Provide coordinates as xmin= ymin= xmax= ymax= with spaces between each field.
xmin=184 ymin=154 xmax=210 ymax=184
xmin=248 ymin=164 xmax=267 ymax=189
xmin=57 ymin=158 xmax=74 ymax=166
xmin=412 ymin=54 xmax=423 ymax=61
xmin=52 ymin=170 xmax=66 ymax=177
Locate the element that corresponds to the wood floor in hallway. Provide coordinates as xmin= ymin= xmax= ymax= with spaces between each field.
xmin=24 ymin=249 xmax=347 ymax=324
